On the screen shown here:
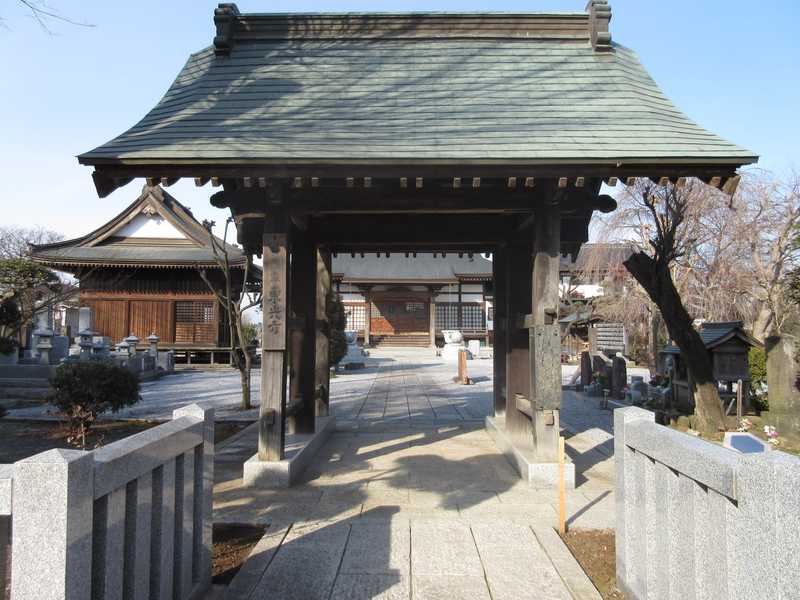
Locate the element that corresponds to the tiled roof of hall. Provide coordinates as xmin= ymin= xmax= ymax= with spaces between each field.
xmin=78 ymin=2 xmax=757 ymax=188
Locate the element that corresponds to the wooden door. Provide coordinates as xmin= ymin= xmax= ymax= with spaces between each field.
xmin=82 ymin=299 xmax=128 ymax=342
xmin=129 ymin=300 xmax=173 ymax=343
xmin=174 ymin=300 xmax=217 ymax=345
xmin=371 ymin=300 xmax=429 ymax=334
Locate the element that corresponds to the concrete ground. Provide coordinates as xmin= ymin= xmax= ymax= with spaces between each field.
xmin=213 ymin=350 xmax=614 ymax=599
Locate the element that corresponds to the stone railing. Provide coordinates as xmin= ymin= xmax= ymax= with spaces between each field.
xmin=615 ymin=407 xmax=799 ymax=600
xmin=2 ymin=404 xmax=213 ymax=600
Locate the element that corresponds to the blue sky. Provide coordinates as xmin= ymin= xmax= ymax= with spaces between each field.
xmin=1 ymin=0 xmax=797 ymax=239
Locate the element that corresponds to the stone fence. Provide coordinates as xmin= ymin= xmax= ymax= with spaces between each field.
xmin=0 ymin=404 xmax=213 ymax=600
xmin=615 ymin=407 xmax=799 ymax=600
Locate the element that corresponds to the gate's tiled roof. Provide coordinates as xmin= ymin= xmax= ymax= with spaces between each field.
xmin=78 ymin=7 xmax=756 ymax=170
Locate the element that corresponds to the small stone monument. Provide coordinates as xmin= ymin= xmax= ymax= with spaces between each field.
xmin=340 ymin=330 xmax=365 ymax=370
xmin=611 ymin=355 xmax=627 ymax=399
xmin=147 ymin=333 xmax=160 ymax=358
xmin=580 ymin=351 xmax=592 ymax=388
xmin=441 ymin=330 xmax=467 ymax=363
xmin=763 ymin=335 xmax=800 ymax=443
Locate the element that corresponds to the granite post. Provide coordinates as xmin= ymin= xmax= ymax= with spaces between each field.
xmin=11 ymin=449 xmax=94 ymax=600
xmin=147 ymin=333 xmax=160 ymax=358
xmin=612 ymin=355 xmax=627 ymax=399
xmin=764 ymin=335 xmax=800 ymax=442
xmin=580 ymin=351 xmax=592 ymax=388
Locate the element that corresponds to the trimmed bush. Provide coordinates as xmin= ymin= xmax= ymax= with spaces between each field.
xmin=49 ymin=361 xmax=140 ymax=448
xmin=327 ymin=292 xmax=348 ymax=366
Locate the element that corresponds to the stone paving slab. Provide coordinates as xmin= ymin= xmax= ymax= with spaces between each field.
xmin=214 ymin=353 xmax=614 ymax=598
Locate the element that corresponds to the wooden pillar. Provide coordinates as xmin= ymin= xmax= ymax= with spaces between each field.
xmin=259 ymin=218 xmax=289 ymax=461
xmin=288 ymin=227 xmax=316 ymax=434
xmin=505 ymin=243 xmax=533 ymax=446
xmin=315 ymin=249 xmax=332 ymax=417
xmin=363 ymin=288 xmax=372 ymax=347
xmin=428 ymin=287 xmax=437 ymax=348
xmin=531 ymin=200 xmax=562 ymax=462
xmin=492 ymin=246 xmax=508 ymax=417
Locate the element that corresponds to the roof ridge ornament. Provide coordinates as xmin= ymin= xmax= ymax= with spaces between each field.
xmin=214 ymin=3 xmax=240 ymax=56
xmin=586 ymin=0 xmax=612 ymax=52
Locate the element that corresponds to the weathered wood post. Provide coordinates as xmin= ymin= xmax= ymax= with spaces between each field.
xmin=288 ymin=227 xmax=317 ymax=434
xmin=505 ymin=242 xmax=534 ymax=445
xmin=530 ymin=200 xmax=562 ymax=462
xmin=259 ymin=214 xmax=289 ymax=461
xmin=315 ymin=248 xmax=332 ymax=417
xmin=492 ymin=246 xmax=508 ymax=417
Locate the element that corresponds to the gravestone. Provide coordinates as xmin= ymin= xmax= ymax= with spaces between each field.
xmin=763 ymin=336 xmax=800 ymax=442
xmin=611 ymin=355 xmax=627 ymax=399
xmin=78 ymin=307 xmax=94 ymax=332
xmin=580 ymin=351 xmax=592 ymax=387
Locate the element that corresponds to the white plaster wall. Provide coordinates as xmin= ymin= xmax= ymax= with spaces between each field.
xmin=116 ymin=214 xmax=186 ymax=239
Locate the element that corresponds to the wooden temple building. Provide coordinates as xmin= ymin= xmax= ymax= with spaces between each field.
xmin=333 ymin=253 xmax=493 ymax=347
xmin=30 ymin=185 xmax=257 ymax=364
xmin=76 ymin=3 xmax=756 ymax=473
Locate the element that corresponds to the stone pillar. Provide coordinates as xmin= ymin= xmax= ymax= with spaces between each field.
xmin=147 ymin=333 xmax=160 ymax=358
xmin=505 ymin=243 xmax=533 ymax=445
xmin=35 ymin=330 xmax=53 ymax=365
xmin=12 ymin=448 xmax=94 ymax=600
xmin=288 ymin=228 xmax=317 ymax=435
xmin=78 ymin=330 xmax=94 ymax=361
xmin=492 ymin=246 xmax=508 ymax=417
xmin=530 ymin=200 xmax=561 ymax=462
xmin=260 ymin=217 xmax=290 ymax=461
xmin=315 ymin=249 xmax=332 ymax=417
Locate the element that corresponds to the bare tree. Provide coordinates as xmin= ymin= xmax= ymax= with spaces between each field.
xmin=196 ymin=218 xmax=262 ymax=411
xmin=2 ymin=1 xmax=94 ymax=33
xmin=616 ymin=179 xmax=728 ymax=432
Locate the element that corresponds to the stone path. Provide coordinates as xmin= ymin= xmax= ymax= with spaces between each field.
xmin=214 ymin=354 xmax=614 ymax=600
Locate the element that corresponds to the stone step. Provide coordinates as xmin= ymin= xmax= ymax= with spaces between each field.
xmin=0 ymin=378 xmax=52 ymax=402
xmin=371 ymin=334 xmax=431 ymax=347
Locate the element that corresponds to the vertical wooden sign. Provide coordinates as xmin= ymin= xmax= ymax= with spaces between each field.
xmin=262 ymin=233 xmax=287 ymax=351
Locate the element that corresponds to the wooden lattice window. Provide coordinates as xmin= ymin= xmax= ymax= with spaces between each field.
xmin=175 ymin=301 xmax=214 ymax=324
xmin=461 ymin=304 xmax=485 ymax=330
xmin=344 ymin=303 xmax=366 ymax=331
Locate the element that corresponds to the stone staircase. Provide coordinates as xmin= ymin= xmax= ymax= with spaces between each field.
xmin=0 ymin=378 xmax=52 ymax=408
xmin=370 ymin=333 xmax=431 ymax=348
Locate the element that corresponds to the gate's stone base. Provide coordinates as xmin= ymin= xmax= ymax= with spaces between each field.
xmin=486 ymin=416 xmax=575 ymax=488
xmin=243 ymin=416 xmax=336 ymax=487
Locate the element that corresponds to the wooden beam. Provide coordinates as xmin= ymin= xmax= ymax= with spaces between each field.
xmin=525 ymin=177 xmax=535 ymax=188
xmin=722 ymin=175 xmax=741 ymax=196
xmin=314 ymin=249 xmax=332 ymax=417
xmin=311 ymin=177 xmax=319 ymax=188
xmin=709 ymin=176 xmax=722 ymax=188
xmin=558 ymin=177 xmax=568 ymax=188
xmin=145 ymin=177 xmax=158 ymax=187
xmin=194 ymin=177 xmax=210 ymax=187
xmin=472 ymin=177 xmax=481 ymax=189
xmin=243 ymin=177 xmax=253 ymax=188
xmin=625 ymin=177 xmax=636 ymax=186
xmin=658 ymin=176 xmax=670 ymax=186
xmin=160 ymin=177 xmax=178 ymax=187
xmin=346 ymin=177 xmax=354 ymax=188
xmin=211 ymin=177 xmax=221 ymax=187
xmin=364 ymin=177 xmax=372 ymax=188
xmin=294 ymin=177 xmax=303 ymax=189
xmin=453 ymin=177 xmax=461 ymax=189
xmin=606 ymin=177 xmax=618 ymax=187
xmin=416 ymin=177 xmax=423 ymax=189
xmin=676 ymin=177 xmax=687 ymax=187
xmin=507 ymin=177 xmax=517 ymax=188
xmin=400 ymin=177 xmax=408 ymax=188
xmin=575 ymin=177 xmax=585 ymax=188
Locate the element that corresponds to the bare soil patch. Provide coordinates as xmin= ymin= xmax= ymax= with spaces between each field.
xmin=212 ymin=523 xmax=267 ymax=584
xmin=562 ymin=529 xmax=625 ymax=600
xmin=0 ymin=419 xmax=252 ymax=463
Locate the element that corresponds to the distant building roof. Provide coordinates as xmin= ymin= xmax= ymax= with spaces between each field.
xmin=662 ymin=321 xmax=759 ymax=354
xmin=333 ymin=253 xmax=492 ymax=283
xmin=30 ymin=185 xmax=255 ymax=271
xmin=561 ymin=243 xmax=637 ymax=273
